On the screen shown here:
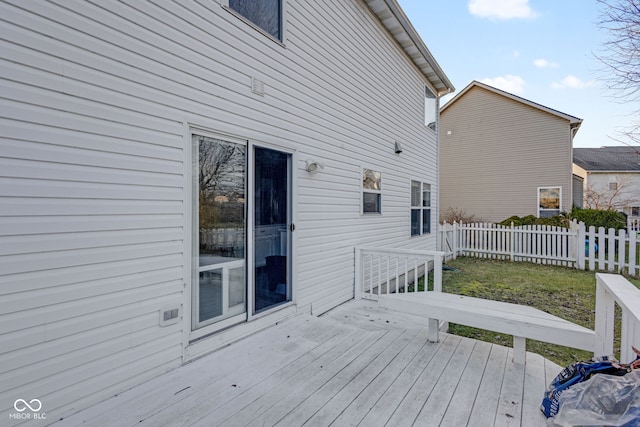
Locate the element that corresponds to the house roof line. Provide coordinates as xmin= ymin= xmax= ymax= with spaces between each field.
xmin=364 ymin=0 xmax=454 ymax=96
xmin=441 ymin=80 xmax=583 ymax=128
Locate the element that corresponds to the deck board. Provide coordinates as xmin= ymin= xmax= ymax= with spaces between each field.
xmin=54 ymin=300 xmax=560 ymax=427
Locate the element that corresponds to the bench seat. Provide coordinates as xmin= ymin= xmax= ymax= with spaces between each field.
xmin=379 ymin=291 xmax=595 ymax=364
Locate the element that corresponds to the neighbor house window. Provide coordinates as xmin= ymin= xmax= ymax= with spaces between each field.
xmin=632 ymin=207 xmax=640 ymax=217
xmin=609 ymin=182 xmax=618 ymax=191
xmin=411 ymin=181 xmax=431 ymax=235
xmin=363 ymin=169 xmax=381 ymax=214
xmin=229 ymin=0 xmax=282 ymax=40
xmin=425 ymin=87 xmax=436 ymax=131
xmin=538 ymin=187 xmax=561 ymax=218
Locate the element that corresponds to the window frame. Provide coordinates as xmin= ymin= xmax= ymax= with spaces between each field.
xmin=362 ymin=167 xmax=382 ymax=215
xmin=411 ymin=180 xmax=431 ymax=236
xmin=223 ymin=0 xmax=285 ymax=43
xmin=538 ymin=186 xmax=562 ymax=218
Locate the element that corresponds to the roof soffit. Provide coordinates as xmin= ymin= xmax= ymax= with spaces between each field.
xmin=364 ymin=0 xmax=454 ymax=96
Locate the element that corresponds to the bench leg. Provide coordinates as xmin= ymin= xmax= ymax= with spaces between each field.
xmin=428 ymin=318 xmax=439 ymax=342
xmin=513 ymin=336 xmax=526 ymax=364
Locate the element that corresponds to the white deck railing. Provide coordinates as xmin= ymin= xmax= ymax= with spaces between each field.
xmin=355 ymin=246 xmax=443 ymax=300
xmin=595 ymin=273 xmax=640 ymax=363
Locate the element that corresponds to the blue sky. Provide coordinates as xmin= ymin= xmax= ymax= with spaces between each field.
xmin=397 ymin=0 xmax=636 ymax=147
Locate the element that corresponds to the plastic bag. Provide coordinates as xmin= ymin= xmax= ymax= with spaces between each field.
xmin=547 ymin=370 xmax=640 ymax=427
xmin=541 ymin=355 xmax=631 ymax=418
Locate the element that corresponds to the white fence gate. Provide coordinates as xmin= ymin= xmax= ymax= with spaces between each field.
xmin=439 ymin=221 xmax=640 ymax=277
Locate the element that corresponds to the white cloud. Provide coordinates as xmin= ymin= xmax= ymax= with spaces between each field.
xmin=534 ymin=59 xmax=559 ymax=68
xmin=551 ymin=75 xmax=596 ymax=89
xmin=468 ymin=0 xmax=538 ymax=20
xmin=480 ymin=75 xmax=526 ymax=94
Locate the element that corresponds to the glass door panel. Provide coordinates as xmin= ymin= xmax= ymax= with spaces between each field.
xmin=193 ymin=135 xmax=247 ymax=330
xmin=254 ymin=147 xmax=291 ymax=313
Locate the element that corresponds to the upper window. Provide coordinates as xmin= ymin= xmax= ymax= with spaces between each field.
xmin=411 ymin=181 xmax=431 ymax=236
xmin=425 ymin=87 xmax=436 ymax=131
xmin=229 ymin=0 xmax=282 ymax=40
xmin=538 ymin=187 xmax=561 ymax=218
xmin=363 ymin=169 xmax=382 ymax=214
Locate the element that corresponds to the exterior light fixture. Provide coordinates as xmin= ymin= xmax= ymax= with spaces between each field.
xmin=306 ymin=160 xmax=324 ymax=173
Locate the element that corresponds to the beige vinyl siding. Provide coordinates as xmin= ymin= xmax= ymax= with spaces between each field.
xmin=1 ymin=0 xmax=440 ymax=422
xmin=440 ymin=86 xmax=573 ymax=223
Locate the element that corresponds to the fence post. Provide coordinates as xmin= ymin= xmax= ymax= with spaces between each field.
xmin=618 ymin=228 xmax=626 ymax=274
xmin=576 ymin=221 xmax=585 ymax=270
xmin=453 ymin=222 xmax=458 ymax=260
xmin=510 ymin=222 xmax=515 ymax=262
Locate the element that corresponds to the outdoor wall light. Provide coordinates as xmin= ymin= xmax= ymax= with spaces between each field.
xmin=306 ymin=160 xmax=324 ymax=173
xmin=395 ymin=141 xmax=403 ymax=154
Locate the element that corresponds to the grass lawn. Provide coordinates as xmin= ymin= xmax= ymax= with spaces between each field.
xmin=418 ymin=256 xmax=640 ymax=367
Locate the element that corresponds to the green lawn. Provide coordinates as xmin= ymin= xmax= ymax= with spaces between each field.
xmin=416 ymin=257 xmax=640 ymax=367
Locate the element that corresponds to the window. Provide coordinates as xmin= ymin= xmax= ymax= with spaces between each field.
xmin=609 ymin=182 xmax=618 ymax=191
xmin=632 ymin=207 xmax=640 ymax=217
xmin=362 ymin=169 xmax=381 ymax=214
xmin=229 ymin=0 xmax=282 ymax=40
xmin=411 ymin=181 xmax=431 ymax=236
xmin=425 ymin=87 xmax=436 ymax=131
xmin=538 ymin=187 xmax=561 ymax=218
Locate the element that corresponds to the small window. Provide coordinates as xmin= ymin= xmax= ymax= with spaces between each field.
xmin=411 ymin=181 xmax=431 ymax=235
xmin=363 ymin=169 xmax=381 ymax=214
xmin=632 ymin=207 xmax=640 ymax=217
xmin=425 ymin=87 xmax=436 ymax=131
xmin=538 ymin=187 xmax=561 ymax=218
xmin=609 ymin=182 xmax=618 ymax=191
xmin=229 ymin=0 xmax=282 ymax=40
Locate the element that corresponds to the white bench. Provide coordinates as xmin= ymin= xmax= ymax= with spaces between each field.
xmin=379 ymin=291 xmax=596 ymax=364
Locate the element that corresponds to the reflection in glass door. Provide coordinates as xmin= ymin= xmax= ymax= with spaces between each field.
xmin=254 ymin=147 xmax=291 ymax=313
xmin=192 ymin=134 xmax=246 ymax=330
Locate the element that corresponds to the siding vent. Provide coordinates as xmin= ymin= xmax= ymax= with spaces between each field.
xmin=160 ymin=307 xmax=180 ymax=326
xmin=251 ymin=77 xmax=265 ymax=96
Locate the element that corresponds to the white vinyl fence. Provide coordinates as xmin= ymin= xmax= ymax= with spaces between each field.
xmin=439 ymin=221 xmax=640 ymax=277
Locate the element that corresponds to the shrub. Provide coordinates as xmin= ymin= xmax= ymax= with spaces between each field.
xmin=569 ymin=208 xmax=626 ymax=230
xmin=497 ymin=214 xmax=569 ymax=228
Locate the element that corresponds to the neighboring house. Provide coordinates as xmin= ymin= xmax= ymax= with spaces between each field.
xmin=573 ymin=146 xmax=640 ymax=219
xmin=0 ymin=0 xmax=453 ymax=423
xmin=439 ymin=81 xmax=582 ymax=223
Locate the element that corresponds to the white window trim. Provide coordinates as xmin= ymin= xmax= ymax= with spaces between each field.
xmin=221 ymin=0 xmax=287 ymax=45
xmin=361 ymin=166 xmax=382 ymax=215
xmin=411 ymin=179 xmax=432 ymax=236
xmin=537 ymin=186 xmax=562 ymax=218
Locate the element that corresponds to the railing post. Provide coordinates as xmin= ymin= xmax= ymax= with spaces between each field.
xmin=594 ymin=274 xmax=615 ymax=356
xmin=433 ymin=253 xmax=442 ymax=292
xmin=354 ymin=247 xmax=362 ymax=300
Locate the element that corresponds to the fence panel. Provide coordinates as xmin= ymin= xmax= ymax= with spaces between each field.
xmin=437 ymin=221 xmax=639 ymax=277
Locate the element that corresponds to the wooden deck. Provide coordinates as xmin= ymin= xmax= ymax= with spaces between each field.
xmin=54 ymin=300 xmax=561 ymax=426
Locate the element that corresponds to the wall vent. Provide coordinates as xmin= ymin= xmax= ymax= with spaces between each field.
xmin=251 ymin=77 xmax=265 ymax=96
xmin=160 ymin=306 xmax=180 ymax=326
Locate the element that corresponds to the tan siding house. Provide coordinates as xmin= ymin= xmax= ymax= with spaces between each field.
xmin=439 ymin=81 xmax=582 ymax=223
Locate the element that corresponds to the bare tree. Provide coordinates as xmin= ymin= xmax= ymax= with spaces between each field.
xmin=583 ymin=175 xmax=640 ymax=210
xmin=596 ymin=0 xmax=640 ymax=144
